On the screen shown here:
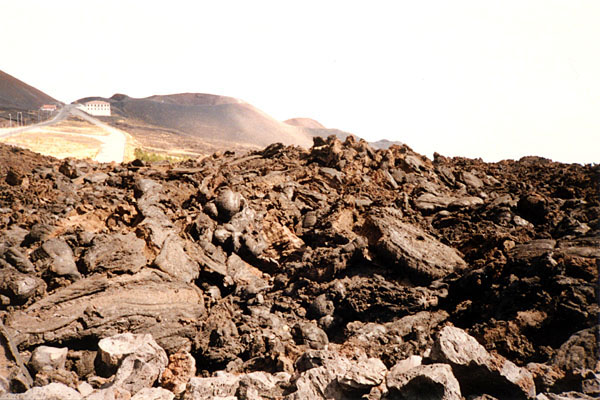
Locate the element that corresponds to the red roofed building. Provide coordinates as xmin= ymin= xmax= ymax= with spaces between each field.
xmin=40 ymin=104 xmax=57 ymax=112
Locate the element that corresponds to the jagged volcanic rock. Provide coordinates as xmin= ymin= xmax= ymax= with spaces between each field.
xmin=0 ymin=137 xmax=597 ymax=399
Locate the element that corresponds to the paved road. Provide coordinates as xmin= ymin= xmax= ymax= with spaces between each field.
xmin=0 ymin=105 xmax=71 ymax=138
xmin=0 ymin=105 xmax=127 ymax=163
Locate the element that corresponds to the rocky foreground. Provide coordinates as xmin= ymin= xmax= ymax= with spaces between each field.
xmin=0 ymin=136 xmax=598 ymax=400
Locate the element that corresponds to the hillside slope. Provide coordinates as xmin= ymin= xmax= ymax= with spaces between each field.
xmin=75 ymin=93 xmax=403 ymax=156
xmin=284 ymin=117 xmax=404 ymax=149
xmin=284 ymin=117 xmax=326 ymax=129
xmin=0 ymin=69 xmax=58 ymax=110
xmin=77 ymin=93 xmax=314 ymax=154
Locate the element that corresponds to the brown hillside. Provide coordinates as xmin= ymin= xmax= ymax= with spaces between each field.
xmin=147 ymin=92 xmax=243 ymax=106
xmin=284 ymin=117 xmax=326 ymax=129
xmin=76 ymin=93 xmax=401 ymax=155
xmin=79 ymin=93 xmax=314 ymax=152
xmin=285 ymin=117 xmax=404 ymax=150
xmin=0 ymin=69 xmax=58 ymax=110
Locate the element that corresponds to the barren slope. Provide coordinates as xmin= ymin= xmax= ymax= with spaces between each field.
xmin=0 ymin=70 xmax=58 ymax=110
xmin=284 ymin=117 xmax=326 ymax=129
xmin=77 ymin=93 xmax=314 ymax=152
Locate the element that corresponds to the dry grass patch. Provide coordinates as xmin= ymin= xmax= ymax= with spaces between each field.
xmin=1 ymin=131 xmax=101 ymax=159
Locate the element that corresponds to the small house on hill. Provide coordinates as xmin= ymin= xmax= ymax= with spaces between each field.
xmin=40 ymin=104 xmax=57 ymax=112
xmin=83 ymin=100 xmax=111 ymax=116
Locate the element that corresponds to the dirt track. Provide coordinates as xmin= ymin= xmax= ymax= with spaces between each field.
xmin=69 ymin=108 xmax=126 ymax=163
xmin=0 ymin=106 xmax=127 ymax=163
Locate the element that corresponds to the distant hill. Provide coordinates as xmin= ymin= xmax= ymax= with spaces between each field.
xmin=284 ymin=117 xmax=325 ymax=129
xmin=284 ymin=117 xmax=359 ymax=142
xmin=74 ymin=92 xmax=403 ymax=156
xmin=76 ymin=93 xmax=314 ymax=154
xmin=0 ymin=69 xmax=59 ymax=110
xmin=284 ymin=117 xmax=403 ymax=150
xmin=369 ymin=139 xmax=404 ymax=150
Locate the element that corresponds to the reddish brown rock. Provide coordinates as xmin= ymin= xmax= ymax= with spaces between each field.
xmin=159 ymin=351 xmax=196 ymax=395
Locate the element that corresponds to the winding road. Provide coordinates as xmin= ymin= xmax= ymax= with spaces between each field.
xmin=0 ymin=106 xmax=70 ymax=138
xmin=0 ymin=105 xmax=127 ymax=163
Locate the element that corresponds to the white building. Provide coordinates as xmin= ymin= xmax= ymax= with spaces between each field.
xmin=83 ymin=100 xmax=111 ymax=116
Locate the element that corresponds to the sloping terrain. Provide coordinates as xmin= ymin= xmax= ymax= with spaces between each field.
xmin=76 ymin=94 xmax=400 ymax=157
xmin=0 ymin=70 xmax=58 ymax=111
xmin=76 ymin=93 xmax=314 ymax=155
xmin=284 ymin=117 xmax=326 ymax=129
xmin=284 ymin=117 xmax=404 ymax=149
xmin=0 ymin=70 xmax=60 ymax=128
xmin=369 ymin=138 xmax=405 ymax=149
xmin=0 ymin=137 xmax=597 ymax=399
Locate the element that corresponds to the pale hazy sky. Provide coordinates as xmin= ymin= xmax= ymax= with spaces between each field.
xmin=2 ymin=1 xmax=599 ymax=163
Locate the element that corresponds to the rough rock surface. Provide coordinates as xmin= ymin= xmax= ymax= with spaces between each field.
xmin=34 ymin=238 xmax=81 ymax=280
xmin=152 ymin=233 xmax=199 ymax=283
xmin=159 ymin=351 xmax=196 ymax=395
xmin=107 ymin=334 xmax=168 ymax=395
xmin=0 ymin=321 xmax=32 ymax=393
xmin=6 ymin=269 xmax=205 ymax=353
xmin=0 ymin=138 xmax=596 ymax=399
xmin=81 ymin=233 xmax=146 ymax=274
xmin=29 ymin=346 xmax=68 ymax=373
xmin=431 ymin=326 xmax=536 ymax=399
xmin=365 ymin=208 xmax=468 ymax=283
xmin=386 ymin=363 xmax=462 ymax=400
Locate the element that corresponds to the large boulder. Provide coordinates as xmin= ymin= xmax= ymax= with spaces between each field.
xmin=152 ymin=233 xmax=199 ymax=283
xmin=0 ymin=265 xmax=45 ymax=304
xmin=98 ymin=333 xmax=168 ymax=395
xmin=553 ymin=328 xmax=598 ymax=373
xmin=386 ymin=363 xmax=461 ymax=400
xmin=5 ymin=269 xmax=205 ymax=353
xmin=215 ymin=188 xmax=244 ymax=221
xmin=134 ymin=179 xmax=174 ymax=249
xmin=1 ymin=247 xmax=35 ymax=274
xmin=291 ymin=322 xmax=329 ymax=350
xmin=517 ymin=192 xmax=550 ymax=224
xmin=29 ymin=346 xmax=68 ymax=373
xmin=82 ymin=233 xmax=147 ymax=274
xmin=159 ymin=351 xmax=196 ymax=395
xmin=287 ymin=351 xmax=352 ymax=400
xmin=364 ymin=208 xmax=467 ymax=283
xmin=32 ymin=238 xmax=81 ymax=280
xmin=414 ymin=193 xmax=457 ymax=213
xmin=182 ymin=372 xmax=240 ymax=399
xmin=0 ymin=321 xmax=32 ymax=393
xmin=5 ymin=169 xmax=23 ymax=187
xmin=430 ymin=326 xmax=536 ymax=399
xmin=226 ymin=253 xmax=270 ymax=297
xmin=183 ymin=371 xmax=285 ymax=400
xmin=549 ymin=328 xmax=599 ymax=394
xmin=287 ymin=350 xmax=386 ymax=399
xmin=337 ymin=358 xmax=387 ymax=391
xmin=339 ymin=275 xmax=443 ymax=322
xmin=0 ymin=382 xmax=82 ymax=400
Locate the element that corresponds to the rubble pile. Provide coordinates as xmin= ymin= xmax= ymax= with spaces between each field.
xmin=0 ymin=136 xmax=597 ymax=399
